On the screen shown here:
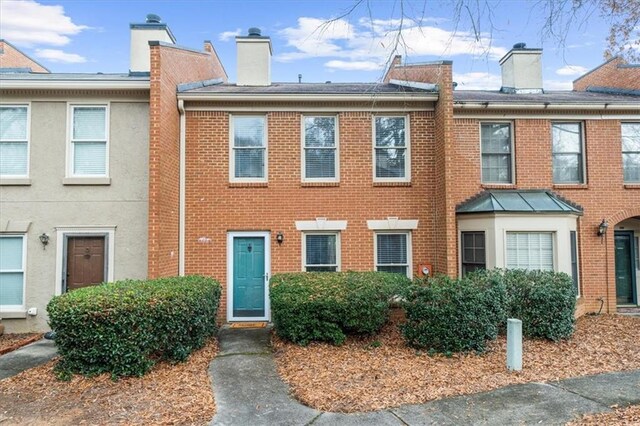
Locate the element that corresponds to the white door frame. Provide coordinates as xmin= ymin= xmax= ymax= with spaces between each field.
xmin=226 ymin=231 xmax=271 ymax=322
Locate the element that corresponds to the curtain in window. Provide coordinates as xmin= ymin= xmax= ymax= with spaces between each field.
xmin=305 ymin=117 xmax=336 ymax=179
xmin=506 ymin=232 xmax=553 ymax=271
xmin=306 ymin=234 xmax=337 ymax=272
xmin=0 ymin=237 xmax=24 ymax=306
xmin=376 ymin=233 xmax=407 ymax=275
xmin=375 ymin=117 xmax=406 ymax=178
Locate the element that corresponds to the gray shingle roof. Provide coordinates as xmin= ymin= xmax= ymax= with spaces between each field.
xmin=456 ymin=190 xmax=583 ymax=215
xmin=0 ymin=73 xmax=149 ymax=81
xmin=180 ymin=82 xmax=435 ymax=94
xmin=454 ymin=90 xmax=639 ymax=105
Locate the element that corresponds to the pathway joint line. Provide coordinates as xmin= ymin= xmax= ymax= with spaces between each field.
xmin=388 ymin=409 xmax=410 ymax=425
xmin=215 ymin=351 xmax=272 ymax=358
xmin=305 ymin=412 xmax=323 ymax=425
xmin=547 ymin=381 xmax=616 ymax=409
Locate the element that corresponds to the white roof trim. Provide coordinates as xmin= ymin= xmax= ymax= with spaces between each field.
xmin=296 ymin=218 xmax=347 ymax=231
xmin=389 ymin=79 xmax=438 ymax=91
xmin=0 ymin=80 xmax=150 ymax=90
xmin=367 ymin=217 xmax=419 ymax=230
xmin=178 ymin=93 xmax=438 ymax=102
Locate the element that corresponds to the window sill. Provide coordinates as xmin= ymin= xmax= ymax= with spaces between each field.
xmin=0 ymin=310 xmax=27 ymax=319
xmin=228 ymin=182 xmax=268 ymax=188
xmin=481 ymin=183 xmax=517 ymax=189
xmin=624 ymin=184 xmax=640 ymax=189
xmin=301 ymin=181 xmax=340 ymax=187
xmin=373 ymin=181 xmax=412 ymax=187
xmin=553 ymin=184 xmax=589 ymax=190
xmin=63 ymin=177 xmax=111 ymax=186
xmin=0 ymin=178 xmax=31 ymax=186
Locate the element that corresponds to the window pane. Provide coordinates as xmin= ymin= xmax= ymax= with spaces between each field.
xmin=553 ymin=154 xmax=582 ymax=183
xmin=0 ymin=272 xmax=24 ymax=306
xmin=622 ymin=123 xmax=640 ymax=152
xmin=0 ymin=237 xmax=23 ymax=270
xmin=73 ymin=107 xmax=106 ymax=140
xmin=623 ymin=153 xmax=640 ymax=182
xmin=376 ymin=148 xmax=406 ymax=178
xmin=235 ymin=149 xmax=265 ymax=178
xmin=0 ymin=142 xmax=28 ymax=176
xmin=306 ymin=266 xmax=338 ymax=272
xmin=482 ymin=154 xmax=511 ymax=183
xmin=378 ymin=265 xmax=407 ymax=275
xmin=506 ymin=232 xmax=553 ymax=271
xmin=375 ymin=117 xmax=405 ymax=147
xmin=0 ymin=107 xmax=27 ymax=140
xmin=552 ymin=123 xmax=581 ymax=153
xmin=377 ymin=234 xmax=407 ymax=265
xmin=305 ymin=117 xmax=335 ymax=148
xmin=234 ymin=116 xmax=265 ymax=147
xmin=481 ymin=124 xmax=511 ymax=153
xmin=74 ymin=142 xmax=106 ymax=175
xmin=306 ymin=234 xmax=336 ymax=266
xmin=305 ymin=149 xmax=335 ymax=178
xmin=461 ymin=231 xmax=486 ymax=277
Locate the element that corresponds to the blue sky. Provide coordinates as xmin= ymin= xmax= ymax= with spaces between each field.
xmin=0 ymin=0 xmax=615 ymax=90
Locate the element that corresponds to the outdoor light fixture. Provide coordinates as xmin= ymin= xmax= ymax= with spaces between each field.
xmin=597 ymin=219 xmax=609 ymax=237
xmin=276 ymin=231 xmax=284 ymax=245
xmin=39 ymin=233 xmax=50 ymax=248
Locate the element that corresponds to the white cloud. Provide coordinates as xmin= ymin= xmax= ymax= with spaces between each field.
xmin=453 ymin=72 xmax=502 ymax=90
xmin=325 ymin=60 xmax=382 ymax=71
xmin=556 ymin=65 xmax=588 ymax=76
xmin=219 ymin=29 xmax=242 ymax=42
xmin=544 ymin=79 xmax=573 ymax=90
xmin=34 ymin=48 xmax=86 ymax=63
xmin=0 ymin=0 xmax=88 ymax=47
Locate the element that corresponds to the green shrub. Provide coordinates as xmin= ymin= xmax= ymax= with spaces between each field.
xmin=401 ymin=273 xmax=507 ymax=353
xmin=270 ymin=271 xmax=409 ymax=345
xmin=47 ymin=275 xmax=221 ymax=379
xmin=501 ymin=269 xmax=576 ymax=341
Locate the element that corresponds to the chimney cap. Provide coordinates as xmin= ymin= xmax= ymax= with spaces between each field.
xmin=513 ymin=42 xmax=527 ymax=49
xmin=248 ymin=27 xmax=262 ymax=37
xmin=146 ymin=14 xmax=162 ymax=24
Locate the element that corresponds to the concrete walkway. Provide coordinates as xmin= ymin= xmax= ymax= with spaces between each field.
xmin=0 ymin=339 xmax=57 ymax=380
xmin=209 ymin=327 xmax=640 ymax=426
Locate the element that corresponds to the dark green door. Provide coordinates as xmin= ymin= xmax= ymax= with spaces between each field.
xmin=615 ymin=231 xmax=636 ymax=305
xmin=233 ymin=237 xmax=265 ymax=318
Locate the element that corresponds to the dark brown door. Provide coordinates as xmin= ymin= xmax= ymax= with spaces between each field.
xmin=66 ymin=236 xmax=105 ymax=291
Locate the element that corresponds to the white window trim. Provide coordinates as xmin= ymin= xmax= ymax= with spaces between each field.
xmin=301 ymin=232 xmax=341 ymax=272
xmin=372 ymin=114 xmax=411 ymax=183
xmin=0 ymin=103 xmax=31 ymax=179
xmin=296 ymin=218 xmax=347 ymax=231
xmin=504 ymin=231 xmax=556 ymax=271
xmin=622 ymin=121 xmax=640 ymax=184
xmin=373 ymin=231 xmax=412 ymax=279
xmin=480 ymin=121 xmax=516 ymax=185
xmin=54 ymin=226 xmax=116 ymax=296
xmin=367 ymin=217 xmax=418 ymax=230
xmin=229 ymin=114 xmax=268 ymax=183
xmin=66 ymin=102 xmax=110 ymax=179
xmin=570 ymin=230 xmax=581 ymax=298
xmin=551 ymin=121 xmax=587 ymax=184
xmin=0 ymin=234 xmax=27 ymax=312
xmin=301 ymin=114 xmax=339 ymax=183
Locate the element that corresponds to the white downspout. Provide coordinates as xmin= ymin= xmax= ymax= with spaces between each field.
xmin=178 ymin=99 xmax=186 ymax=276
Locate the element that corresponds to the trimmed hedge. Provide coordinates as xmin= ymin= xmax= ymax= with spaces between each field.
xmin=47 ymin=275 xmax=221 ymax=379
xmin=270 ymin=271 xmax=409 ymax=345
xmin=401 ymin=274 xmax=507 ymax=353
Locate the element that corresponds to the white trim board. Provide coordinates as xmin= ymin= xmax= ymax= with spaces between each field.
xmin=296 ymin=218 xmax=347 ymax=231
xmin=367 ymin=218 xmax=418 ymax=230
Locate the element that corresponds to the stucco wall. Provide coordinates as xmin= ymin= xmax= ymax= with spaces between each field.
xmin=0 ymin=98 xmax=149 ymax=332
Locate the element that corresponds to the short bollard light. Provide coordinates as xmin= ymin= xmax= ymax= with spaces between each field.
xmin=507 ymin=318 xmax=522 ymax=371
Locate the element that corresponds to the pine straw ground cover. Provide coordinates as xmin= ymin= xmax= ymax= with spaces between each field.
xmin=0 ymin=339 xmax=218 ymax=425
xmin=0 ymin=333 xmax=41 ymax=355
xmin=571 ymin=404 xmax=640 ymax=425
xmin=273 ymin=314 xmax=640 ymax=413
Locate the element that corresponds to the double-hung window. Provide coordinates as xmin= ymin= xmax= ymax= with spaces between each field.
xmin=622 ymin=123 xmax=640 ymax=183
xmin=0 ymin=235 xmax=26 ymax=310
xmin=461 ymin=231 xmax=486 ymax=276
xmin=552 ymin=122 xmax=584 ymax=184
xmin=304 ymin=233 xmax=339 ymax=272
xmin=303 ymin=116 xmax=338 ymax=181
xmin=375 ymin=232 xmax=411 ymax=278
xmin=506 ymin=232 xmax=554 ymax=271
xmin=481 ymin=123 xmax=513 ymax=184
xmin=0 ymin=105 xmax=29 ymax=178
xmin=374 ymin=116 xmax=409 ymax=181
xmin=231 ymin=115 xmax=267 ymax=181
xmin=69 ymin=105 xmax=108 ymax=177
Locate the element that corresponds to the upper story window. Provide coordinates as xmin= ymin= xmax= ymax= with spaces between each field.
xmin=231 ymin=115 xmax=267 ymax=182
xmin=69 ymin=105 xmax=108 ymax=177
xmin=0 ymin=105 xmax=29 ymax=177
xmin=622 ymin=122 xmax=640 ymax=183
xmin=303 ymin=233 xmax=339 ymax=272
xmin=481 ymin=123 xmax=513 ymax=184
xmin=374 ymin=116 xmax=409 ymax=181
xmin=302 ymin=116 xmax=338 ymax=182
xmin=552 ymin=122 xmax=585 ymax=184
xmin=375 ymin=232 xmax=411 ymax=278
xmin=0 ymin=235 xmax=26 ymax=310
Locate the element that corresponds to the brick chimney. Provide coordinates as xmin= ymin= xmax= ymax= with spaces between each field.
xmin=236 ymin=28 xmax=272 ymax=86
xmin=129 ymin=14 xmax=176 ymax=74
xmin=499 ymin=43 xmax=543 ymax=94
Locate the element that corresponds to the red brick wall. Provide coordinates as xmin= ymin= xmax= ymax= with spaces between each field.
xmin=573 ymin=57 xmax=640 ymax=91
xmin=0 ymin=41 xmax=49 ymax=73
xmin=148 ymin=43 xmax=227 ymax=278
xmin=184 ymin=109 xmax=438 ymax=320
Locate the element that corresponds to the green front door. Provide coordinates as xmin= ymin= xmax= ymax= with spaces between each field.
xmin=233 ymin=237 xmax=266 ymax=318
xmin=615 ymin=231 xmax=637 ymax=305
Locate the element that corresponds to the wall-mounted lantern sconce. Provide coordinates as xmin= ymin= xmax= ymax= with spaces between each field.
xmin=276 ymin=231 xmax=284 ymax=245
xmin=597 ymin=219 xmax=609 ymax=237
xmin=39 ymin=233 xmax=50 ymax=248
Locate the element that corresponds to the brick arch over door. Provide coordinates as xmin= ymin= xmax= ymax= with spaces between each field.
xmin=608 ymin=208 xmax=640 ymax=225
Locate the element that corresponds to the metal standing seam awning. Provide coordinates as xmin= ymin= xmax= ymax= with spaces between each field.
xmin=456 ymin=190 xmax=583 ymax=215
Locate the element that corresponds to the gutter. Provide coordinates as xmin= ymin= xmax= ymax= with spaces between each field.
xmin=178 ymin=99 xmax=186 ymax=276
xmin=454 ymin=102 xmax=639 ymax=110
xmin=0 ymin=80 xmax=150 ymax=90
xmin=177 ymin=93 xmax=439 ymax=102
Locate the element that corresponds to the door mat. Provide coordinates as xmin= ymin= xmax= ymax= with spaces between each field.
xmin=229 ymin=322 xmax=267 ymax=329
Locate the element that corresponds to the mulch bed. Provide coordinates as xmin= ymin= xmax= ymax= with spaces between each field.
xmin=273 ymin=314 xmax=640 ymax=413
xmin=0 ymin=333 xmax=42 ymax=355
xmin=0 ymin=339 xmax=218 ymax=425
xmin=571 ymin=404 xmax=640 ymax=425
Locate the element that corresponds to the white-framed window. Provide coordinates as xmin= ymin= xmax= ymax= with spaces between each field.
xmin=373 ymin=115 xmax=410 ymax=181
xmin=481 ymin=122 xmax=513 ymax=184
xmin=375 ymin=232 xmax=411 ymax=278
xmin=552 ymin=122 xmax=585 ymax=184
xmin=302 ymin=115 xmax=338 ymax=182
xmin=0 ymin=234 xmax=26 ymax=310
xmin=0 ymin=104 xmax=29 ymax=177
xmin=506 ymin=232 xmax=554 ymax=271
xmin=230 ymin=115 xmax=267 ymax=182
xmin=303 ymin=232 xmax=340 ymax=272
xmin=68 ymin=104 xmax=109 ymax=177
xmin=622 ymin=122 xmax=640 ymax=183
